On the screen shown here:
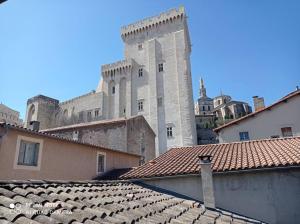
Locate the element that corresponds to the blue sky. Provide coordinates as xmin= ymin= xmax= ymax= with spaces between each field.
xmin=0 ymin=0 xmax=299 ymax=119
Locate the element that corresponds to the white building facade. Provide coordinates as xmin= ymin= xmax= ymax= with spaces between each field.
xmin=215 ymin=90 xmax=300 ymax=143
xmin=25 ymin=8 xmax=197 ymax=155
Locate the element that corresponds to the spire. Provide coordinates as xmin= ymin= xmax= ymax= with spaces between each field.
xmin=200 ymin=77 xmax=207 ymax=98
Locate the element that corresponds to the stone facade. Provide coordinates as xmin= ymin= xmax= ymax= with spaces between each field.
xmin=24 ymin=7 xmax=197 ymax=155
xmin=42 ymin=115 xmax=156 ymax=162
xmin=195 ymin=115 xmax=218 ymax=145
xmin=194 ymin=79 xmax=252 ymax=127
xmin=194 ymin=79 xmax=217 ymax=144
xmin=213 ymin=95 xmax=252 ymax=126
xmin=0 ymin=103 xmax=23 ymax=125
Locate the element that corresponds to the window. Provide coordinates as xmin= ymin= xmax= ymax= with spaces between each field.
xmin=138 ymin=44 xmax=143 ymax=50
xmin=138 ymin=68 xmax=143 ymax=77
xmin=239 ymin=132 xmax=250 ymax=141
xmin=208 ymin=105 xmax=210 ymax=111
xmin=158 ymin=63 xmax=164 ymax=72
xmin=202 ymin=106 xmax=205 ymax=111
xmin=138 ymin=100 xmax=144 ymax=112
xmin=78 ymin=111 xmax=84 ymax=121
xmin=87 ymin=111 xmax=92 ymax=119
xmin=97 ymin=153 xmax=106 ymax=173
xmin=157 ymin=97 xmax=163 ymax=107
xmin=17 ymin=140 xmax=39 ymax=166
xmin=112 ymin=86 xmax=115 ymax=94
xmin=167 ymin=127 xmax=173 ymax=138
xmin=94 ymin=110 xmax=99 ymax=117
xmin=281 ymin=127 xmax=293 ymax=137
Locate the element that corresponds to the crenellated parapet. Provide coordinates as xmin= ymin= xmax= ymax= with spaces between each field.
xmin=121 ymin=7 xmax=185 ymax=40
xmin=101 ymin=59 xmax=132 ymax=77
xmin=59 ymin=90 xmax=97 ymax=105
xmin=27 ymin=95 xmax=59 ymax=106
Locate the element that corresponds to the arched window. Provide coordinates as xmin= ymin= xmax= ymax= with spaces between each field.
xmin=63 ymin=109 xmax=68 ymax=118
xmin=28 ymin=104 xmax=35 ymax=123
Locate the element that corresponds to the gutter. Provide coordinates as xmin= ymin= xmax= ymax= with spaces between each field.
xmin=124 ymin=165 xmax=300 ymax=181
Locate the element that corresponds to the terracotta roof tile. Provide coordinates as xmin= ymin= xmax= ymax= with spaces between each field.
xmin=121 ymin=137 xmax=300 ymax=179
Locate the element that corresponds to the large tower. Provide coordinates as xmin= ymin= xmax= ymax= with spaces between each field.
xmin=116 ymin=7 xmax=197 ymax=154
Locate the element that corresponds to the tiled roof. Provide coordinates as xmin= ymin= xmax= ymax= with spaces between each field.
xmin=0 ymin=122 xmax=140 ymax=158
xmin=214 ymin=90 xmax=300 ymax=132
xmin=121 ymin=137 xmax=300 ymax=179
xmin=0 ymin=180 xmax=263 ymax=224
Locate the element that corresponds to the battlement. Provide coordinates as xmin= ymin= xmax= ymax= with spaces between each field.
xmin=27 ymin=95 xmax=59 ymax=105
xmin=59 ymin=90 xmax=98 ymax=105
xmin=121 ymin=7 xmax=185 ymax=39
xmin=101 ymin=59 xmax=132 ymax=75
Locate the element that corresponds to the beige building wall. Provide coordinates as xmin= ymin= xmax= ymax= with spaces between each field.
xmin=217 ymin=95 xmax=300 ymax=143
xmin=0 ymin=128 xmax=140 ymax=180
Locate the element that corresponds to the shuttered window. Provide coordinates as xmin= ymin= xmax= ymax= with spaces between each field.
xmin=17 ymin=140 xmax=39 ymax=166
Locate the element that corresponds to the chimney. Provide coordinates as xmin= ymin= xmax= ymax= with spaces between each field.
xmin=72 ymin=130 xmax=79 ymax=141
xmin=198 ymin=155 xmax=215 ymax=208
xmin=29 ymin=121 xmax=40 ymax=131
xmin=252 ymin=96 xmax=265 ymax=112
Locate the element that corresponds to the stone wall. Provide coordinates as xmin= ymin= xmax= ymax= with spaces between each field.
xmin=25 ymin=8 xmax=197 ymax=155
xmin=0 ymin=104 xmax=23 ymax=125
xmin=44 ymin=116 xmax=156 ymax=162
xmin=25 ymin=92 xmax=104 ymax=129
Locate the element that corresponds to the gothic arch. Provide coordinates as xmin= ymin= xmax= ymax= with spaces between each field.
xmin=27 ymin=104 xmax=35 ymax=123
xmin=119 ymin=77 xmax=126 ymax=117
xmin=63 ymin=109 xmax=68 ymax=118
xmin=108 ymin=80 xmax=116 ymax=119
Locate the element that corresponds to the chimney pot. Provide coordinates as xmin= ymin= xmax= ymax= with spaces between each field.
xmin=199 ymin=155 xmax=213 ymax=164
xmin=29 ymin=121 xmax=40 ymax=131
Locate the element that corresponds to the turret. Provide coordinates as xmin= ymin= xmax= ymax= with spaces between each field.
xmin=25 ymin=95 xmax=59 ymax=130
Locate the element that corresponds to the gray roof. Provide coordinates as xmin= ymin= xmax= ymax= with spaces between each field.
xmin=0 ymin=180 xmax=263 ymax=224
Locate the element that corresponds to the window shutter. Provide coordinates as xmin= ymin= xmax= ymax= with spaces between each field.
xmin=32 ymin=143 xmax=40 ymax=166
xmin=18 ymin=141 xmax=26 ymax=164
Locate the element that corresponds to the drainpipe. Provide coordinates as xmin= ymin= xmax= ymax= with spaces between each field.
xmin=198 ymin=155 xmax=215 ymax=208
